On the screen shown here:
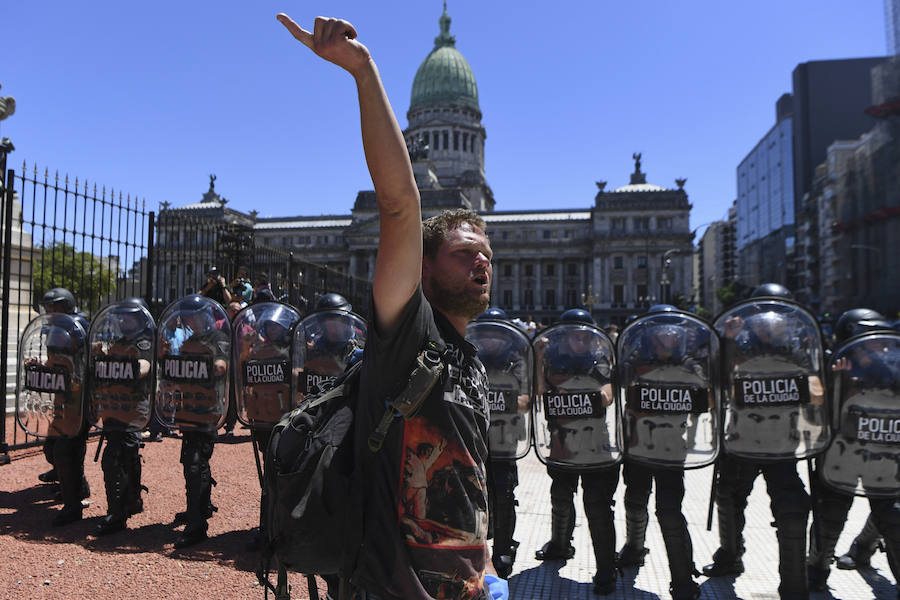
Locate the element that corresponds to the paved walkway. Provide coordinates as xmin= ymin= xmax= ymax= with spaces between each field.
xmin=507 ymin=453 xmax=895 ymax=600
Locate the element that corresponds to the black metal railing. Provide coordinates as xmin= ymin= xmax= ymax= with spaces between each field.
xmin=1 ymin=162 xmax=154 ymax=451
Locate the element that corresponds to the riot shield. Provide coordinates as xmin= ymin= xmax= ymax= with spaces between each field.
xmin=292 ymin=309 xmax=366 ymax=405
xmin=820 ymin=332 xmax=900 ymax=498
xmin=618 ymin=312 xmax=719 ymax=469
xmin=233 ymin=302 xmax=301 ymax=428
xmin=715 ymin=298 xmax=828 ymax=460
xmin=155 ymin=295 xmax=231 ymax=433
xmin=532 ymin=323 xmax=620 ymax=469
xmin=17 ymin=313 xmax=88 ymax=438
xmin=466 ymin=320 xmax=533 ymax=460
xmin=87 ymin=301 xmax=156 ymax=432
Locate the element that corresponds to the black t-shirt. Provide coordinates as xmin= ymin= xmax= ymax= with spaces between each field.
xmin=353 ymin=288 xmax=490 ymax=600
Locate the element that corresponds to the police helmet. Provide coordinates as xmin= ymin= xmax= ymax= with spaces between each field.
xmin=835 ymin=308 xmax=892 ymax=344
xmin=625 ymin=314 xmax=640 ymax=325
xmin=476 ymin=307 xmax=509 ymax=321
xmin=109 ymin=301 xmax=152 ymax=341
xmin=559 ymin=308 xmax=595 ymax=325
xmin=648 ymin=304 xmax=678 ymax=314
xmin=647 ymin=324 xmax=686 ymax=360
xmin=121 ymin=296 xmax=149 ymax=311
xmin=260 ymin=305 xmax=295 ymax=343
xmin=40 ymin=288 xmax=76 ymax=314
xmin=314 ymin=293 xmax=352 ymax=313
xmin=751 ymin=283 xmax=793 ymax=300
xmin=45 ymin=321 xmax=84 ymax=353
xmin=178 ymin=295 xmax=214 ymax=332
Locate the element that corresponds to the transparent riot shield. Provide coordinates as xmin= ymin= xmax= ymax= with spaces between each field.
xmin=292 ymin=309 xmax=367 ymax=405
xmin=17 ymin=313 xmax=88 ymax=438
xmin=715 ymin=299 xmax=828 ymax=460
xmin=233 ymin=302 xmax=301 ymax=428
xmin=618 ymin=312 xmax=719 ymax=469
xmin=532 ymin=323 xmax=619 ymax=469
xmin=155 ymin=295 xmax=231 ymax=433
xmin=820 ymin=332 xmax=900 ymax=498
xmin=87 ymin=301 xmax=156 ymax=432
xmin=466 ymin=320 xmax=533 ymax=460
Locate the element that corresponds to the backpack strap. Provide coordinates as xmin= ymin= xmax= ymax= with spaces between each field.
xmin=368 ymin=335 xmax=447 ymax=453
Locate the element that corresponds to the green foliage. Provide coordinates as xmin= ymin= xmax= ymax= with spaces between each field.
xmin=717 ymin=280 xmax=738 ymax=309
xmin=694 ymin=305 xmax=711 ymax=319
xmin=33 ymin=241 xmax=117 ymax=312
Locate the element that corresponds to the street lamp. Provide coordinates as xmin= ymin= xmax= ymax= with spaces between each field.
xmin=659 ymin=249 xmax=678 ymax=304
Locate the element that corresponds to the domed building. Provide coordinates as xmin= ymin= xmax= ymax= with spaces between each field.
xmin=403 ymin=4 xmax=493 ymax=212
xmin=158 ymin=5 xmax=694 ymax=326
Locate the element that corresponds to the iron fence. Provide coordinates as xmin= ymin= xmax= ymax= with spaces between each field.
xmin=1 ymin=158 xmax=372 ymax=456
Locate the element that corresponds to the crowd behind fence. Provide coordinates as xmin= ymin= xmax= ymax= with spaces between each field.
xmin=1 ymin=158 xmax=371 ymax=455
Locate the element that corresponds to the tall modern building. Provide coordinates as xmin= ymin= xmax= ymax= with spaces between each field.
xmin=736 ymin=94 xmax=795 ymax=287
xmin=736 ymin=58 xmax=886 ymax=297
xmin=887 ymin=0 xmax=900 ymax=55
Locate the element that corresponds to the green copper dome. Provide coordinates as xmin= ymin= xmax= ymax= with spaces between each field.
xmin=409 ymin=6 xmax=479 ymax=112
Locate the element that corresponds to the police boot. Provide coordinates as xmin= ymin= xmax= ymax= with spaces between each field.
xmin=617 ymin=502 xmax=650 ymax=568
xmin=585 ymin=499 xmax=617 ymax=595
xmin=96 ymin=460 xmax=128 ymax=535
xmin=125 ymin=451 xmax=146 ymax=516
xmin=836 ymin=515 xmax=881 ymax=570
xmin=52 ymin=448 xmax=84 ymax=527
xmin=492 ymin=493 xmax=519 ymax=578
xmin=776 ymin=523 xmax=809 ymax=600
xmin=659 ymin=513 xmax=699 ymax=600
xmin=535 ymin=497 xmax=575 ymax=561
xmin=806 ymin=514 xmax=845 ymax=590
xmin=38 ymin=468 xmax=58 ymax=483
xmin=702 ymin=503 xmax=745 ymax=577
xmin=176 ymin=459 xmax=212 ymax=548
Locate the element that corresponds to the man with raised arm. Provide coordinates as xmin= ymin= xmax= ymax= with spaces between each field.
xmin=278 ymin=14 xmax=503 ymax=600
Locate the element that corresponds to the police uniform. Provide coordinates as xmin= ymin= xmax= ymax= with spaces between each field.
xmin=807 ymin=314 xmax=900 ymax=592
xmin=535 ymin=319 xmax=619 ymax=595
xmin=705 ymin=293 xmax=821 ymax=600
xmin=618 ymin=319 xmax=712 ymax=600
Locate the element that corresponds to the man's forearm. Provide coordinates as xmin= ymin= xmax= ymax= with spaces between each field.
xmin=353 ymin=61 xmax=419 ymax=217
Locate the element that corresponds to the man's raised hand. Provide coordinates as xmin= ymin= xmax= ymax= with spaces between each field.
xmin=277 ymin=14 xmax=371 ymax=77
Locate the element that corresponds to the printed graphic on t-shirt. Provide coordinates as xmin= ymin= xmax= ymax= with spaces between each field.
xmin=398 ymin=416 xmax=488 ymax=599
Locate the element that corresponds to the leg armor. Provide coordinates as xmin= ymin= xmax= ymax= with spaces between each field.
xmin=582 ymin=466 xmax=620 ymax=594
xmin=490 ymin=460 xmax=519 ymax=578
xmin=703 ymin=455 xmax=756 ymax=576
xmin=654 ymin=468 xmax=698 ymax=600
xmin=100 ymin=432 xmax=130 ymax=521
xmin=619 ymin=462 xmax=651 ymax=567
xmin=869 ymin=498 xmax=900 ymax=584
xmin=180 ymin=432 xmax=216 ymax=532
xmin=763 ymin=461 xmax=810 ymax=600
xmin=806 ymin=475 xmax=852 ymax=589
xmin=52 ymin=425 xmax=89 ymax=523
xmin=536 ymin=466 xmax=578 ymax=561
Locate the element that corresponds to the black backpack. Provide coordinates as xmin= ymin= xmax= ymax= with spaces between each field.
xmin=258 ymin=335 xmax=447 ymax=600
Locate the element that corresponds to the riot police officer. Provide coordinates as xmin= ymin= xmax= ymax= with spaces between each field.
xmin=807 ymin=308 xmax=900 ymax=592
xmin=618 ymin=306 xmax=719 ymax=600
xmin=19 ymin=295 xmax=91 ymax=526
xmin=233 ymin=300 xmax=302 ymax=551
xmin=157 ymin=295 xmax=231 ymax=548
xmin=468 ymin=308 xmax=533 ymax=579
xmin=35 ymin=287 xmax=90 ymax=504
xmin=533 ymin=308 xmax=620 ymax=595
xmin=89 ymin=298 xmax=154 ymax=534
xmin=703 ymin=284 xmax=826 ymax=600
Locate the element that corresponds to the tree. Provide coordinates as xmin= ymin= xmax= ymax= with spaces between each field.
xmin=33 ymin=241 xmax=117 ymax=313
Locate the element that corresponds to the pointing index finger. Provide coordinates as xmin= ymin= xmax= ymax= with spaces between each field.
xmin=277 ymin=13 xmax=313 ymax=49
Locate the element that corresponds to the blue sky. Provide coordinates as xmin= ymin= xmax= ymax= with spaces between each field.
xmin=1 ymin=1 xmax=887 ymax=237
